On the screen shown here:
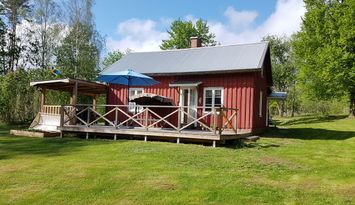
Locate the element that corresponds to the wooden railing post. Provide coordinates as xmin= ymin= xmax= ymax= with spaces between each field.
xmin=60 ymin=105 xmax=64 ymax=127
xmin=213 ymin=107 xmax=217 ymax=135
xmin=177 ymin=107 xmax=181 ymax=133
xmin=86 ymin=105 xmax=90 ymax=127
xmin=218 ymin=108 xmax=223 ymax=135
xmin=145 ymin=108 xmax=149 ymax=130
xmin=234 ymin=110 xmax=237 ymax=133
xmin=114 ymin=106 xmax=118 ymax=128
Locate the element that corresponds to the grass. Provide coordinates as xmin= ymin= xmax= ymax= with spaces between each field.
xmin=0 ymin=116 xmax=354 ymax=205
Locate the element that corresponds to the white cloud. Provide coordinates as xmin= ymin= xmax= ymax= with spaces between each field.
xmin=258 ymin=0 xmax=306 ymax=37
xmin=210 ymin=0 xmax=306 ymax=45
xmin=107 ymin=18 xmax=168 ymax=52
xmin=106 ymin=0 xmax=305 ymax=52
xmin=224 ymin=6 xmax=258 ymax=29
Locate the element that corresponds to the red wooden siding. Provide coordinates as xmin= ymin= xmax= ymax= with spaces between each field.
xmin=107 ymin=71 xmax=267 ymax=131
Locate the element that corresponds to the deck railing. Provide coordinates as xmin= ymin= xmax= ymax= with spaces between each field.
xmin=59 ymin=104 xmax=238 ymax=136
xmin=41 ymin=105 xmax=62 ymax=115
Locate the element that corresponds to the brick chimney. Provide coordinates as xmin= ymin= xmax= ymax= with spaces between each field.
xmin=190 ymin=37 xmax=202 ymax=48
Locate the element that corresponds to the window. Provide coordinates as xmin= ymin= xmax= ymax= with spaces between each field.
xmin=128 ymin=88 xmax=144 ymax=113
xmin=203 ymin=88 xmax=223 ymax=112
xmin=259 ymin=91 xmax=263 ymax=117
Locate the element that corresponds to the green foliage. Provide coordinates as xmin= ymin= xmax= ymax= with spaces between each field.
xmin=298 ymin=96 xmax=348 ymax=116
xmin=263 ymin=35 xmax=296 ymax=92
xmin=28 ymin=0 xmax=62 ymax=69
xmin=102 ymin=50 xmax=124 ymax=69
xmin=1 ymin=0 xmax=31 ymax=73
xmin=293 ymin=0 xmax=355 ymax=115
xmin=160 ymin=19 xmax=217 ymax=50
xmin=264 ymin=35 xmax=297 ymax=116
xmin=56 ymin=22 xmax=100 ymax=81
xmin=0 ymin=69 xmax=39 ymax=123
xmin=0 ymin=10 xmax=7 ymax=75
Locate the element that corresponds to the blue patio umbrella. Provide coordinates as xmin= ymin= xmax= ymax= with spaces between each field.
xmin=97 ymin=69 xmax=159 ymax=103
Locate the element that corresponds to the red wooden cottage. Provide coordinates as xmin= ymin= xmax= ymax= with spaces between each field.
xmin=102 ymin=38 xmax=272 ymax=134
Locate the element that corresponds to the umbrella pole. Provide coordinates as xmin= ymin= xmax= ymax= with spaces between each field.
xmin=127 ymin=76 xmax=130 ymax=105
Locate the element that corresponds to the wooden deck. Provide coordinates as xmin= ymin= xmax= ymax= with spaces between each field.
xmin=58 ymin=125 xmax=251 ymax=141
xmin=56 ymin=104 xmax=250 ymax=146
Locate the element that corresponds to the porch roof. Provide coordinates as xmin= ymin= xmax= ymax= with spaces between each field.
xmin=267 ymin=91 xmax=287 ymax=100
xmin=30 ymin=78 xmax=108 ymax=96
xmin=169 ymin=81 xmax=202 ymax=87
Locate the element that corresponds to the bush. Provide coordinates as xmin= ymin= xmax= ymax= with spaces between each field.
xmin=0 ymin=69 xmax=39 ymax=123
xmin=299 ymin=97 xmax=348 ymax=116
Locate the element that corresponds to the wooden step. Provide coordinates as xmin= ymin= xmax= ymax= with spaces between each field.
xmin=243 ymin=136 xmax=260 ymax=142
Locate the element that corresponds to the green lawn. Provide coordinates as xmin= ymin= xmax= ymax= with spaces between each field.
xmin=0 ymin=116 xmax=354 ymax=205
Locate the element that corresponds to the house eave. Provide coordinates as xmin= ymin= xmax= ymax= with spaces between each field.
xmin=142 ymin=68 xmax=261 ymax=77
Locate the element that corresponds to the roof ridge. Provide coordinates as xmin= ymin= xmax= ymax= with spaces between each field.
xmin=128 ymin=41 xmax=268 ymax=54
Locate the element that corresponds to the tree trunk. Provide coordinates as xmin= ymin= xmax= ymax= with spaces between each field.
xmin=291 ymin=100 xmax=295 ymax=117
xmin=350 ymin=93 xmax=355 ymax=118
xmin=277 ymin=101 xmax=284 ymax=117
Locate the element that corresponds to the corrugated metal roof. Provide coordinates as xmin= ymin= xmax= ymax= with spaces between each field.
xmin=267 ymin=92 xmax=287 ymax=100
xmin=101 ymin=42 xmax=269 ymax=76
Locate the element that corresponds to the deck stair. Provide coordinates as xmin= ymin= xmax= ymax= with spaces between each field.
xmin=243 ymin=135 xmax=260 ymax=142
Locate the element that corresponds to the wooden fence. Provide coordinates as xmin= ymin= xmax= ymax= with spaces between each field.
xmin=59 ymin=104 xmax=238 ymax=135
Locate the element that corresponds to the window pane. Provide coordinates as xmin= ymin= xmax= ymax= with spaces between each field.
xmin=214 ymin=97 xmax=221 ymax=106
xmin=130 ymin=90 xmax=135 ymax=96
xmin=205 ymin=97 xmax=212 ymax=105
xmin=215 ymin=90 xmax=221 ymax=98
xmin=205 ymin=90 xmax=212 ymax=98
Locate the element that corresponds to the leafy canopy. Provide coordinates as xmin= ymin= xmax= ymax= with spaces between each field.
xmin=56 ymin=22 xmax=101 ymax=81
xmin=160 ymin=19 xmax=217 ymax=50
xmin=102 ymin=49 xmax=129 ymax=69
xmin=263 ymin=35 xmax=296 ymax=92
xmin=293 ymin=0 xmax=355 ymax=100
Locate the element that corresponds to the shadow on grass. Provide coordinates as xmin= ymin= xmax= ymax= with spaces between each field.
xmin=0 ymin=128 xmax=129 ymax=160
xmin=273 ymin=115 xmax=348 ymax=126
xmin=224 ymin=139 xmax=281 ymax=150
xmin=262 ymin=127 xmax=355 ymax=140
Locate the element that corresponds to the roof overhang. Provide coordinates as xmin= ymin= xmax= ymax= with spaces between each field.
xmin=169 ymin=81 xmax=202 ymax=87
xmin=267 ymin=91 xmax=287 ymax=100
xmin=30 ymin=78 xmax=108 ymax=96
xmin=144 ymin=68 xmax=261 ymax=77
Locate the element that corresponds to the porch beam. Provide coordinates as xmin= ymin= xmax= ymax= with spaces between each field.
xmin=40 ymin=88 xmax=46 ymax=112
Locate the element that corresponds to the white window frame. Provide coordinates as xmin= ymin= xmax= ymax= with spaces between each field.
xmin=203 ymin=87 xmax=224 ymax=113
xmin=128 ymin=88 xmax=144 ymax=113
xmin=259 ymin=90 xmax=263 ymax=117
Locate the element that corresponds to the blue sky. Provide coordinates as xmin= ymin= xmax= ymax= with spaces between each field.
xmin=93 ymin=0 xmax=305 ymax=52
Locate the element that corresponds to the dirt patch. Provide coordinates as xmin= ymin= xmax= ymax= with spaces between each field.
xmin=143 ymin=176 xmax=177 ymax=191
xmin=336 ymin=185 xmax=355 ymax=199
xmin=259 ymin=156 xmax=301 ymax=169
xmin=247 ymin=175 xmax=319 ymax=191
xmin=157 ymin=182 xmax=176 ymax=191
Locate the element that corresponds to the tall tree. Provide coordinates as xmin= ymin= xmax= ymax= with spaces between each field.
xmin=263 ymin=35 xmax=297 ymax=116
xmin=2 ymin=0 xmax=31 ymax=73
xmin=0 ymin=4 xmax=8 ymax=75
xmin=293 ymin=0 xmax=355 ymax=117
xmin=56 ymin=0 xmax=103 ymax=80
xmin=56 ymin=22 xmax=99 ymax=80
xmin=160 ymin=19 xmax=216 ymax=50
xmin=30 ymin=0 xmax=62 ymax=69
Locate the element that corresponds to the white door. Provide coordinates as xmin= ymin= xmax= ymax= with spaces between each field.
xmin=179 ymin=87 xmax=198 ymax=125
